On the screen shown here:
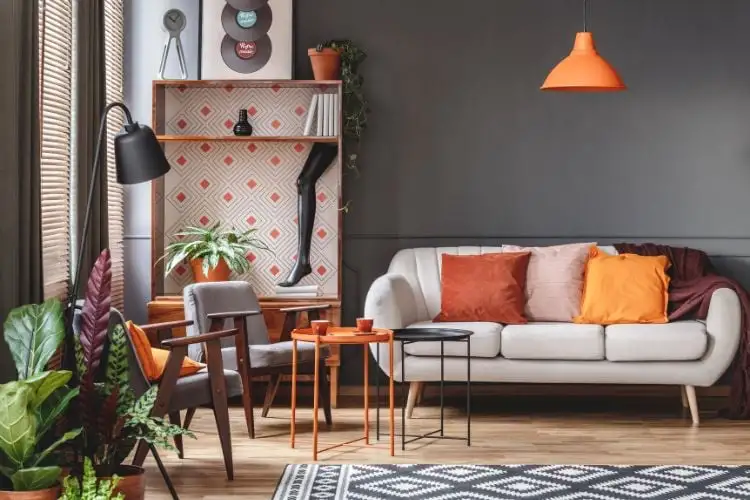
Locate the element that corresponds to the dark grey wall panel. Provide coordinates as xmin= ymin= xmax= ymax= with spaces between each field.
xmin=293 ymin=0 xmax=750 ymax=384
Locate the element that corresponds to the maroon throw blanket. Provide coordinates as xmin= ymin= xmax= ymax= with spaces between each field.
xmin=615 ymin=243 xmax=750 ymax=419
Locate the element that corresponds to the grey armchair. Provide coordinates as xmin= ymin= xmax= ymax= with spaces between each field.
xmin=183 ymin=281 xmax=333 ymax=438
xmin=74 ymin=308 xmax=245 ymax=481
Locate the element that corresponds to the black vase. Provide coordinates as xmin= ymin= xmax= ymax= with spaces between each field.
xmin=233 ymin=109 xmax=253 ymax=136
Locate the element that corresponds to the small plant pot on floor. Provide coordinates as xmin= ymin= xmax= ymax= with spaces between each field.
xmin=102 ymin=465 xmax=146 ymax=500
xmin=0 ymin=487 xmax=60 ymax=500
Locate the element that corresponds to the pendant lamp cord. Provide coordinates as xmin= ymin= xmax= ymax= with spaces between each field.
xmin=583 ymin=0 xmax=590 ymax=32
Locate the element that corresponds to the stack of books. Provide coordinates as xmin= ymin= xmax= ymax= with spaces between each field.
xmin=274 ymin=285 xmax=321 ymax=299
xmin=302 ymin=93 xmax=338 ymax=137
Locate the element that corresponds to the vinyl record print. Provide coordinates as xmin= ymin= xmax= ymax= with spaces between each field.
xmin=221 ymin=34 xmax=272 ymax=73
xmin=221 ymin=3 xmax=272 ymax=42
xmin=225 ymin=0 xmax=268 ymax=10
xmin=201 ymin=0 xmax=292 ymax=79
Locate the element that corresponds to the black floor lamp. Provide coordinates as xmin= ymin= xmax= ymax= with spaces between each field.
xmin=67 ymin=102 xmax=170 ymax=317
xmin=65 ymin=102 xmax=178 ymax=499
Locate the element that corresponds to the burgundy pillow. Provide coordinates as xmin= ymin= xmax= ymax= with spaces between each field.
xmin=436 ymin=252 xmax=531 ymax=324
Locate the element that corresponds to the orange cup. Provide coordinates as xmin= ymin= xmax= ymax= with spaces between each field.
xmin=311 ymin=320 xmax=330 ymax=335
xmin=356 ymin=318 xmax=374 ymax=333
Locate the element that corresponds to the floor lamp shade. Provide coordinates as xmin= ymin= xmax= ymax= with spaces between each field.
xmin=115 ymin=123 xmax=171 ymax=184
xmin=541 ymin=32 xmax=626 ymax=92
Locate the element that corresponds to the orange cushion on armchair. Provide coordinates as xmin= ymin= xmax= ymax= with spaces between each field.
xmin=436 ymin=252 xmax=531 ymax=324
xmin=126 ymin=321 xmax=205 ymax=381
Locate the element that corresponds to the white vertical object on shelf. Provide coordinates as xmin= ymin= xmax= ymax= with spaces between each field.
xmin=303 ymin=94 xmax=318 ymax=136
xmin=316 ymin=92 xmax=324 ymax=136
xmin=332 ymin=93 xmax=340 ymax=136
xmin=327 ymin=94 xmax=335 ymax=136
xmin=321 ymin=94 xmax=330 ymax=136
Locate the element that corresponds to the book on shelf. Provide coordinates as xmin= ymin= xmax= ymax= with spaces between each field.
xmin=303 ymin=95 xmax=318 ymax=136
xmin=316 ymin=94 xmax=324 ymax=136
xmin=322 ymin=94 xmax=330 ymax=137
xmin=274 ymin=285 xmax=320 ymax=296
xmin=332 ymin=94 xmax=339 ymax=136
xmin=327 ymin=94 xmax=335 ymax=136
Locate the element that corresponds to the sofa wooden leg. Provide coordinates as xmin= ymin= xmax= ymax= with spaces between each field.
xmin=684 ymin=385 xmax=700 ymax=425
xmin=680 ymin=386 xmax=688 ymax=409
xmin=406 ymin=382 xmax=423 ymax=419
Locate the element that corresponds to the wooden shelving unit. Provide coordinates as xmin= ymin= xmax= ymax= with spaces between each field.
xmin=156 ymin=135 xmax=338 ymax=143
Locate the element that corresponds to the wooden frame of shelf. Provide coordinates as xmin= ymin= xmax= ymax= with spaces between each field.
xmin=151 ymin=78 xmax=345 ymax=404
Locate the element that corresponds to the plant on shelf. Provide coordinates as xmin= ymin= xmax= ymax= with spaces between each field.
xmin=315 ymin=40 xmax=369 ymax=174
xmin=0 ymin=299 xmax=82 ymax=499
xmin=158 ymin=223 xmax=271 ymax=283
xmin=72 ymin=250 xmax=193 ymax=491
xmin=59 ymin=458 xmax=123 ymax=500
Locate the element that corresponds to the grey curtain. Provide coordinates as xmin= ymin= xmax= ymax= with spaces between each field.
xmin=0 ymin=0 xmax=43 ymax=382
xmin=75 ymin=0 xmax=109 ymax=289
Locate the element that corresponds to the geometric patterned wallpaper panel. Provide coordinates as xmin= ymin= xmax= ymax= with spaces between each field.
xmin=158 ymin=84 xmax=341 ymax=298
xmin=162 ymin=141 xmax=340 ymax=298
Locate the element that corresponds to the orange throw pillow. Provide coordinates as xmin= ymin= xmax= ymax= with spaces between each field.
xmin=126 ymin=321 xmax=205 ymax=381
xmin=574 ymin=247 xmax=671 ymax=325
xmin=436 ymin=252 xmax=531 ymax=324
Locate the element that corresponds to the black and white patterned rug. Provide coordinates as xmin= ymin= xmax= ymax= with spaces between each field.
xmin=272 ymin=464 xmax=750 ymax=499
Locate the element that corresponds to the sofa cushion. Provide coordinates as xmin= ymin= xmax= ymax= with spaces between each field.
xmin=437 ymin=252 xmax=531 ymax=324
xmin=605 ymin=321 xmax=708 ymax=361
xmin=403 ymin=321 xmax=502 ymax=358
xmin=501 ymin=323 xmax=605 ymax=360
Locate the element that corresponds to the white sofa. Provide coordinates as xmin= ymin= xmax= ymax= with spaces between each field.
xmin=366 ymin=246 xmax=742 ymax=424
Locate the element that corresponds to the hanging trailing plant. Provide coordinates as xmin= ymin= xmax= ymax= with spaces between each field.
xmin=315 ymin=40 xmax=369 ymax=174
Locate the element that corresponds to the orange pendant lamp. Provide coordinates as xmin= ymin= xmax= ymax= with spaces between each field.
xmin=541 ymin=0 xmax=626 ymax=92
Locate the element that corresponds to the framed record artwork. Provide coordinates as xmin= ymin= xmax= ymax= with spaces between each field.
xmin=200 ymin=0 xmax=292 ymax=80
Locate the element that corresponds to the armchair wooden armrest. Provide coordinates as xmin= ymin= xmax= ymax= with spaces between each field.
xmin=161 ymin=328 xmax=241 ymax=348
xmin=207 ymin=310 xmax=263 ymax=320
xmin=138 ymin=319 xmax=195 ymax=348
xmin=279 ymin=303 xmax=331 ymax=313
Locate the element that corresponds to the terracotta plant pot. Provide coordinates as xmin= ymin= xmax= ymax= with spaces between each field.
xmin=0 ymin=488 xmax=60 ymax=500
xmin=111 ymin=466 xmax=146 ymax=500
xmin=190 ymin=257 xmax=231 ymax=283
xmin=308 ymin=48 xmax=341 ymax=80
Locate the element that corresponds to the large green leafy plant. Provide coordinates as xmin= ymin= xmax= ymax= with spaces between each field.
xmin=159 ymin=223 xmax=270 ymax=277
xmin=60 ymin=458 xmax=123 ymax=500
xmin=0 ymin=299 xmax=81 ymax=491
xmin=75 ymin=249 xmax=192 ymax=477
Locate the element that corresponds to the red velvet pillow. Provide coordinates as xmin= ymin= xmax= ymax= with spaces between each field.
xmin=436 ymin=252 xmax=531 ymax=324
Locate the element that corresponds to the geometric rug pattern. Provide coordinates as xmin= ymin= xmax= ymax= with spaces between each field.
xmin=272 ymin=464 xmax=750 ymax=500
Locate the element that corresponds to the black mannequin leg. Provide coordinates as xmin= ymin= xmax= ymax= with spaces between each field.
xmin=279 ymin=143 xmax=338 ymax=287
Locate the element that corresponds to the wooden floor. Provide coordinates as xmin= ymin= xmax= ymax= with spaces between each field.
xmin=144 ymin=395 xmax=750 ymax=499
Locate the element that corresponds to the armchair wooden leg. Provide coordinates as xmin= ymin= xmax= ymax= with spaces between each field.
xmin=183 ymin=407 xmax=197 ymax=431
xmin=241 ymin=375 xmax=255 ymax=439
xmin=132 ymin=440 xmax=149 ymax=467
xmin=262 ymin=374 xmax=282 ymax=418
xmin=206 ymin=341 xmax=234 ymax=480
xmin=318 ymin=361 xmax=333 ymax=427
xmin=169 ymin=412 xmax=184 ymax=459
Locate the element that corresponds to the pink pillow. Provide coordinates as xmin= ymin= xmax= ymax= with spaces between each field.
xmin=503 ymin=243 xmax=595 ymax=322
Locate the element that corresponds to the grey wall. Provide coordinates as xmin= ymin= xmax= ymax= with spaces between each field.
xmin=125 ymin=0 xmax=750 ymax=382
xmin=124 ymin=0 xmax=201 ymax=323
xmin=292 ymin=0 xmax=750 ymax=382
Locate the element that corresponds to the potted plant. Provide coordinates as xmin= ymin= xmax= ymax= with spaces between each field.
xmin=70 ymin=250 xmax=193 ymax=499
xmin=308 ymin=44 xmax=340 ymax=80
xmin=311 ymin=40 xmax=369 ymax=174
xmin=0 ymin=300 xmax=82 ymax=499
xmin=159 ymin=223 xmax=270 ymax=283
xmin=60 ymin=458 xmax=123 ymax=500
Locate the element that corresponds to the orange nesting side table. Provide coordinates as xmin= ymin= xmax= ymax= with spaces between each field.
xmin=291 ymin=327 xmax=395 ymax=461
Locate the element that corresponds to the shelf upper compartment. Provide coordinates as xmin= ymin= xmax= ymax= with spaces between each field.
xmin=156 ymin=135 xmax=338 ymax=143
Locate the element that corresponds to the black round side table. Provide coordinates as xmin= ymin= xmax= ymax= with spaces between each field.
xmin=375 ymin=328 xmax=473 ymax=450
